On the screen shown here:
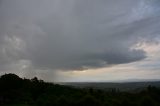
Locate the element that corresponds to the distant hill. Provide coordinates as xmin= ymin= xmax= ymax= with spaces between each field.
xmin=61 ymin=81 xmax=160 ymax=91
xmin=1 ymin=73 xmax=160 ymax=106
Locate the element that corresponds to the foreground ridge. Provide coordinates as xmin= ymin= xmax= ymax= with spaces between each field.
xmin=0 ymin=73 xmax=160 ymax=106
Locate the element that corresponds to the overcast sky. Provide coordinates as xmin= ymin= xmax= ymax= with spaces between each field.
xmin=0 ymin=0 xmax=160 ymax=82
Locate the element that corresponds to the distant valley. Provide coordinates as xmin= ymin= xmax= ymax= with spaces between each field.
xmin=61 ymin=81 xmax=160 ymax=91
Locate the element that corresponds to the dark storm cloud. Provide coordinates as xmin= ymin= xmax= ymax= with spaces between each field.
xmin=0 ymin=0 xmax=160 ymax=72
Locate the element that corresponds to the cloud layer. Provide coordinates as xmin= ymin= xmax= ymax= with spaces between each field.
xmin=0 ymin=0 xmax=160 ymax=78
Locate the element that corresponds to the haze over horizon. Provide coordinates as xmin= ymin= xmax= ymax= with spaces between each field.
xmin=0 ymin=0 xmax=160 ymax=82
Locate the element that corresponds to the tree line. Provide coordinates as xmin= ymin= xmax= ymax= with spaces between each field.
xmin=0 ymin=73 xmax=160 ymax=106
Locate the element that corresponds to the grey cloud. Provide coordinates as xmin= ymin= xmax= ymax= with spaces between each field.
xmin=0 ymin=0 xmax=160 ymax=72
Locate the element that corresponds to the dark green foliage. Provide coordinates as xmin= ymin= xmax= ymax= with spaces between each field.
xmin=0 ymin=73 xmax=160 ymax=106
xmin=78 ymin=95 xmax=102 ymax=106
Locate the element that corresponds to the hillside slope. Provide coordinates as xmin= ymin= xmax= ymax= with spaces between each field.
xmin=1 ymin=73 xmax=160 ymax=106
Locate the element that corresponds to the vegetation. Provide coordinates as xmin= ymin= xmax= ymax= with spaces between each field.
xmin=1 ymin=73 xmax=160 ymax=106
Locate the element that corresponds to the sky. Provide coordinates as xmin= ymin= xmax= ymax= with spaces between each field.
xmin=0 ymin=0 xmax=160 ymax=82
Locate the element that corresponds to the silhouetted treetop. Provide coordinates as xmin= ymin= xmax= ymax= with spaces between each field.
xmin=0 ymin=73 xmax=21 ymax=80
